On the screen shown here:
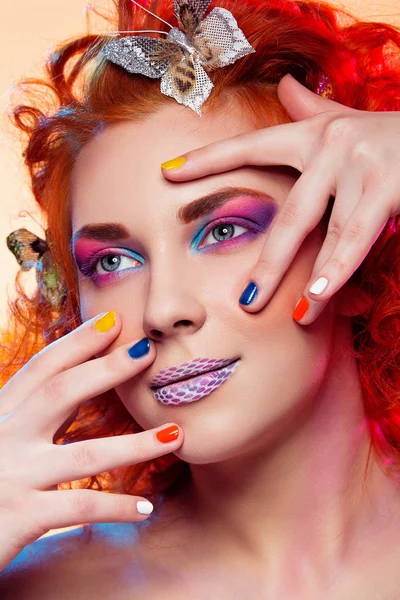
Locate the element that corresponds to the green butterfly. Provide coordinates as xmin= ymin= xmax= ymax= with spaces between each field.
xmin=6 ymin=228 xmax=66 ymax=312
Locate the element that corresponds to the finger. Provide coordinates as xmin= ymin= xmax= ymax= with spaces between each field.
xmin=34 ymin=488 xmax=157 ymax=533
xmin=238 ymin=154 xmax=336 ymax=312
xmin=160 ymin=119 xmax=310 ymax=180
xmin=292 ymin=169 xmax=364 ymax=325
xmin=277 ymin=73 xmax=356 ymax=121
xmin=15 ymin=336 xmax=155 ymax=440
xmin=1 ymin=311 xmax=123 ymax=411
xmin=293 ymin=191 xmax=390 ymax=324
xmin=29 ymin=423 xmax=183 ymax=490
xmin=309 ymin=168 xmax=364 ymax=278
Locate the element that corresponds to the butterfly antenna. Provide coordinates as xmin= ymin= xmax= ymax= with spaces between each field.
xmin=18 ymin=210 xmax=45 ymax=231
xmin=108 ymin=29 xmax=169 ymax=36
xmin=129 ymin=0 xmax=173 ymax=29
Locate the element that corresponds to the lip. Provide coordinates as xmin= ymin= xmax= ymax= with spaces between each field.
xmin=151 ymin=359 xmax=241 ymax=406
xmin=150 ymin=356 xmax=240 ymax=389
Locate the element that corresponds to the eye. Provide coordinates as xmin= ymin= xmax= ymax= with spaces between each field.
xmin=93 ymin=253 xmax=141 ymax=275
xmin=195 ymin=218 xmax=258 ymax=251
xmin=79 ymin=250 xmax=143 ymax=281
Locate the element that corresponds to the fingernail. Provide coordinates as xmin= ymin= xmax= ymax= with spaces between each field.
xmin=128 ymin=337 xmax=150 ymax=359
xmin=239 ymin=281 xmax=258 ymax=306
xmin=137 ymin=500 xmax=154 ymax=515
xmin=161 ymin=155 xmax=186 ymax=170
xmin=309 ymin=277 xmax=329 ymax=296
xmin=94 ymin=311 xmax=117 ymax=332
xmin=293 ymin=297 xmax=309 ymax=321
xmin=156 ymin=425 xmax=180 ymax=444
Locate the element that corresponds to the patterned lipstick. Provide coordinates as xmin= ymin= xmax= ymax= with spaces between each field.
xmin=151 ymin=357 xmax=240 ymax=406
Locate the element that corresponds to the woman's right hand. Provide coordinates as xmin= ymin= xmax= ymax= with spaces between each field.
xmin=0 ymin=311 xmax=184 ymax=571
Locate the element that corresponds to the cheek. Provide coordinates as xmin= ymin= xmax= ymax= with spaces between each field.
xmin=78 ymin=279 xmax=147 ymax=357
xmin=251 ymin=226 xmax=333 ymax=390
xmin=230 ymin=225 xmax=332 ymax=375
xmin=202 ymin=224 xmax=325 ymax=325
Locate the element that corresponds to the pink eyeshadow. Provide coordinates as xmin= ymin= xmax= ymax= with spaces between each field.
xmin=73 ymin=239 xmax=110 ymax=265
xmin=211 ymin=196 xmax=277 ymax=226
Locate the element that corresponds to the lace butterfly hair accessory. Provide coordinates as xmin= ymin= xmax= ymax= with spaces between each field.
xmin=101 ymin=0 xmax=256 ymax=115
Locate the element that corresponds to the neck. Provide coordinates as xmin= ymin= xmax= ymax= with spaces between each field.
xmin=161 ymin=315 xmax=400 ymax=590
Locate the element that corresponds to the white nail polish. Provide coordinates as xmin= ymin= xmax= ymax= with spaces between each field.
xmin=309 ymin=277 xmax=329 ymax=295
xmin=137 ymin=500 xmax=154 ymax=515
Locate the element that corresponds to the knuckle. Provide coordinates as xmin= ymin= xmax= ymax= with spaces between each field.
xmin=132 ymin=433 xmax=150 ymax=458
xmin=71 ymin=490 xmax=96 ymax=520
xmin=350 ymin=139 xmax=378 ymax=165
xmin=278 ymin=201 xmax=301 ymax=228
xmin=40 ymin=374 xmax=66 ymax=403
xmin=102 ymin=348 xmax=124 ymax=376
xmin=344 ymin=220 xmax=365 ymax=243
xmin=255 ymin=256 xmax=277 ymax=278
xmin=330 ymin=255 xmax=347 ymax=273
xmin=70 ymin=442 xmax=97 ymax=470
xmin=322 ymin=114 xmax=357 ymax=147
xmin=113 ymin=493 xmax=134 ymax=521
xmin=325 ymin=222 xmax=343 ymax=244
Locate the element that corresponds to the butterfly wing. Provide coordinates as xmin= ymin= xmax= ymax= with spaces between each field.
xmin=161 ymin=53 xmax=213 ymax=116
xmin=102 ymin=37 xmax=180 ymax=78
xmin=35 ymin=252 xmax=66 ymax=312
xmin=174 ymin=0 xmax=211 ymax=39
xmin=194 ymin=7 xmax=255 ymax=70
xmin=6 ymin=228 xmax=48 ymax=272
xmin=7 ymin=228 xmax=65 ymax=311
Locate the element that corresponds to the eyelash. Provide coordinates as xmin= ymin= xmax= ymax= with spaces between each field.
xmin=78 ymin=251 xmax=143 ymax=285
xmin=192 ymin=216 xmax=259 ymax=251
xmin=79 ymin=217 xmax=262 ymax=283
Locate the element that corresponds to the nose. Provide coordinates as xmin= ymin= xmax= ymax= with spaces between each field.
xmin=142 ymin=257 xmax=207 ymax=341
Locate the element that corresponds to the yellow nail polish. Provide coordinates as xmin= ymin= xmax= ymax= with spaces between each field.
xmin=161 ymin=155 xmax=186 ymax=170
xmin=94 ymin=311 xmax=117 ymax=332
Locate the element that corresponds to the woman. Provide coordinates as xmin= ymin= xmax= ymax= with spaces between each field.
xmin=0 ymin=0 xmax=400 ymax=596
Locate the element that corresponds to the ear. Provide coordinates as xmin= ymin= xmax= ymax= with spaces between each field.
xmin=334 ymin=280 xmax=374 ymax=318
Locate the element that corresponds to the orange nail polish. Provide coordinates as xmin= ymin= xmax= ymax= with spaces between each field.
xmin=293 ymin=297 xmax=309 ymax=321
xmin=156 ymin=425 xmax=180 ymax=444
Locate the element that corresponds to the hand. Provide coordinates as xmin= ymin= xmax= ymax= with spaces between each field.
xmin=160 ymin=73 xmax=400 ymax=325
xmin=0 ymin=312 xmax=183 ymax=571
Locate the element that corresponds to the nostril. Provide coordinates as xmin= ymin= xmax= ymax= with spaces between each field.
xmin=150 ymin=329 xmax=163 ymax=338
xmin=174 ymin=319 xmax=193 ymax=328
xmin=148 ymin=320 xmax=194 ymax=338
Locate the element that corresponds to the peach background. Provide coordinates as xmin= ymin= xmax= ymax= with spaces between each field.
xmin=0 ymin=0 xmax=399 ymax=538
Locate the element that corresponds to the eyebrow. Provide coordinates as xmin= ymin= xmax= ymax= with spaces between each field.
xmin=70 ymin=186 xmax=276 ymax=252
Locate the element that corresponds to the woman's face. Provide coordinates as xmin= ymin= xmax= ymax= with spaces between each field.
xmin=70 ymin=100 xmax=335 ymax=464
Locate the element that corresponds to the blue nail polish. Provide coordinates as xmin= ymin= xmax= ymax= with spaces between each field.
xmin=128 ymin=337 xmax=150 ymax=359
xmin=239 ymin=281 xmax=258 ymax=306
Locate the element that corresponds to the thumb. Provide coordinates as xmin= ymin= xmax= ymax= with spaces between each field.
xmin=277 ymin=73 xmax=350 ymax=121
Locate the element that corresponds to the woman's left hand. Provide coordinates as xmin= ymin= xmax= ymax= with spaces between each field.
xmin=160 ymin=73 xmax=400 ymax=325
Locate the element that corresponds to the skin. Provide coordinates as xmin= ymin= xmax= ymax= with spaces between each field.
xmin=67 ymin=99 xmax=400 ymax=597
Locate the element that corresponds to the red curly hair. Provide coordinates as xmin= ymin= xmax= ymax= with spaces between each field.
xmin=1 ymin=0 xmax=400 ymax=510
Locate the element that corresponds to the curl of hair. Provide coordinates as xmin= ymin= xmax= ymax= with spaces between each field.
xmin=1 ymin=0 xmax=400 ymax=512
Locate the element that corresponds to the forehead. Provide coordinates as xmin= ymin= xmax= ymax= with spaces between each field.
xmin=70 ymin=102 xmax=298 ymax=228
